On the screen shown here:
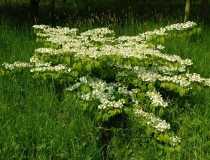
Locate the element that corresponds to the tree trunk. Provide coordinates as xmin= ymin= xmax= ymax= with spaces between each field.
xmin=201 ymin=0 xmax=209 ymax=21
xmin=63 ymin=0 xmax=67 ymax=3
xmin=30 ymin=0 xmax=41 ymax=23
xmin=4 ymin=0 xmax=7 ymax=5
xmin=51 ymin=0 xmax=56 ymax=27
xmin=184 ymin=0 xmax=191 ymax=23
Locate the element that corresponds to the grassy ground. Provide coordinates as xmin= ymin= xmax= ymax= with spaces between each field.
xmin=0 ymin=3 xmax=210 ymax=159
xmin=163 ymin=27 xmax=210 ymax=159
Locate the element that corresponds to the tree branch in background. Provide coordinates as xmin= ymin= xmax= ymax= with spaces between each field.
xmin=30 ymin=0 xmax=41 ymax=23
xmin=51 ymin=0 xmax=56 ymax=27
xmin=184 ymin=0 xmax=191 ymax=23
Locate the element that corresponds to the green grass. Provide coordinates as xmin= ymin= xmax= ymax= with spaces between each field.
xmin=1 ymin=5 xmax=210 ymax=159
xmin=163 ymin=27 xmax=210 ymax=159
xmin=0 ymin=24 xmax=102 ymax=159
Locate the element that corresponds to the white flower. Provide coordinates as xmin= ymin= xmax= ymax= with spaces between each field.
xmin=98 ymin=104 xmax=106 ymax=109
xmin=170 ymin=136 xmax=181 ymax=146
xmin=157 ymin=44 xmax=165 ymax=50
xmin=134 ymin=108 xmax=170 ymax=132
xmin=146 ymin=91 xmax=168 ymax=108
xmin=2 ymin=62 xmax=32 ymax=70
xmin=65 ymin=82 xmax=81 ymax=91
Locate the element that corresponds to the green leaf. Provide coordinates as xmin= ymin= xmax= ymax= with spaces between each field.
xmin=197 ymin=28 xmax=201 ymax=34
xmin=188 ymin=31 xmax=193 ymax=36
xmin=94 ymin=61 xmax=101 ymax=68
xmin=137 ymin=92 xmax=145 ymax=101
xmin=175 ymin=146 xmax=181 ymax=152
xmin=179 ymin=88 xmax=185 ymax=97
xmin=158 ymin=109 xmax=164 ymax=117
xmin=165 ymin=82 xmax=170 ymax=89
xmin=149 ymin=104 xmax=154 ymax=110
xmin=148 ymin=83 xmax=154 ymax=91
xmin=67 ymin=77 xmax=74 ymax=83
xmin=160 ymin=82 xmax=166 ymax=88
xmin=163 ymin=134 xmax=170 ymax=143
xmin=124 ymin=108 xmax=132 ymax=116
xmin=64 ymin=57 xmax=70 ymax=65
xmin=71 ymin=71 xmax=79 ymax=78
xmin=96 ymin=111 xmax=103 ymax=121
xmin=108 ymin=110 xmax=116 ymax=117
xmin=144 ymin=61 xmax=149 ymax=67
xmin=102 ymin=113 xmax=109 ymax=122
xmin=0 ymin=69 xmax=4 ymax=76
xmin=173 ymin=84 xmax=180 ymax=93
xmin=169 ymin=147 xmax=175 ymax=152
xmin=141 ymin=85 xmax=147 ymax=91
xmin=152 ymin=35 xmax=157 ymax=41
xmin=36 ymin=38 xmax=39 ymax=43
xmin=76 ymin=62 xmax=83 ymax=72
xmin=156 ymin=37 xmax=160 ymax=43
xmin=85 ymin=64 xmax=92 ymax=72
xmin=147 ymin=43 xmax=153 ymax=48
xmin=196 ymin=86 xmax=202 ymax=91
xmin=81 ymin=85 xmax=91 ymax=92
xmin=160 ymin=37 xmax=165 ymax=44
xmin=169 ymin=83 xmax=174 ymax=91
xmin=148 ymin=36 xmax=153 ymax=41
xmin=145 ymin=126 xmax=153 ymax=135
xmin=82 ymin=103 xmax=87 ymax=111
xmin=157 ymin=134 xmax=163 ymax=142
xmin=133 ymin=78 xmax=138 ymax=85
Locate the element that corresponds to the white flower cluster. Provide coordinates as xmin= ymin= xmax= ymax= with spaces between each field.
xmin=157 ymin=44 xmax=165 ymax=50
xmin=65 ymin=82 xmax=81 ymax=91
xmin=32 ymin=22 xmax=196 ymax=83
xmin=136 ymin=72 xmax=209 ymax=89
xmin=186 ymin=73 xmax=205 ymax=83
xmin=186 ymin=73 xmax=210 ymax=87
xmin=66 ymin=76 xmax=171 ymax=132
xmin=29 ymin=57 xmax=71 ymax=73
xmin=33 ymin=25 xmax=78 ymax=36
xmin=134 ymin=108 xmax=171 ymax=132
xmin=204 ymin=78 xmax=210 ymax=86
xmin=66 ymin=77 xmax=126 ymax=110
xmin=30 ymin=64 xmax=71 ymax=73
xmin=165 ymin=21 xmax=197 ymax=31
xmin=35 ymin=48 xmax=67 ymax=56
xmin=98 ymin=99 xmax=125 ymax=109
xmin=2 ymin=61 xmax=32 ymax=70
xmin=146 ymin=91 xmax=168 ymax=108
xmin=30 ymin=57 xmax=51 ymax=67
xmin=117 ymin=65 xmax=192 ymax=88
xmin=80 ymin=28 xmax=114 ymax=38
xmin=114 ymin=63 xmax=202 ymax=88
xmin=139 ymin=21 xmax=197 ymax=41
xmin=170 ymin=136 xmax=181 ymax=146
xmin=140 ymin=29 xmax=166 ymax=41
xmin=33 ymin=24 xmax=49 ymax=31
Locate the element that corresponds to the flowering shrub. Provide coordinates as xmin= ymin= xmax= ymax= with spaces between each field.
xmin=0 ymin=21 xmax=209 ymax=158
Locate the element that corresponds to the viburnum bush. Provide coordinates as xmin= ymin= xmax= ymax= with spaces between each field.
xmin=0 ymin=21 xmax=209 ymax=157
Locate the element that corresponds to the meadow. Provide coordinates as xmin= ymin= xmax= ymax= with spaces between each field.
xmin=0 ymin=1 xmax=210 ymax=160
